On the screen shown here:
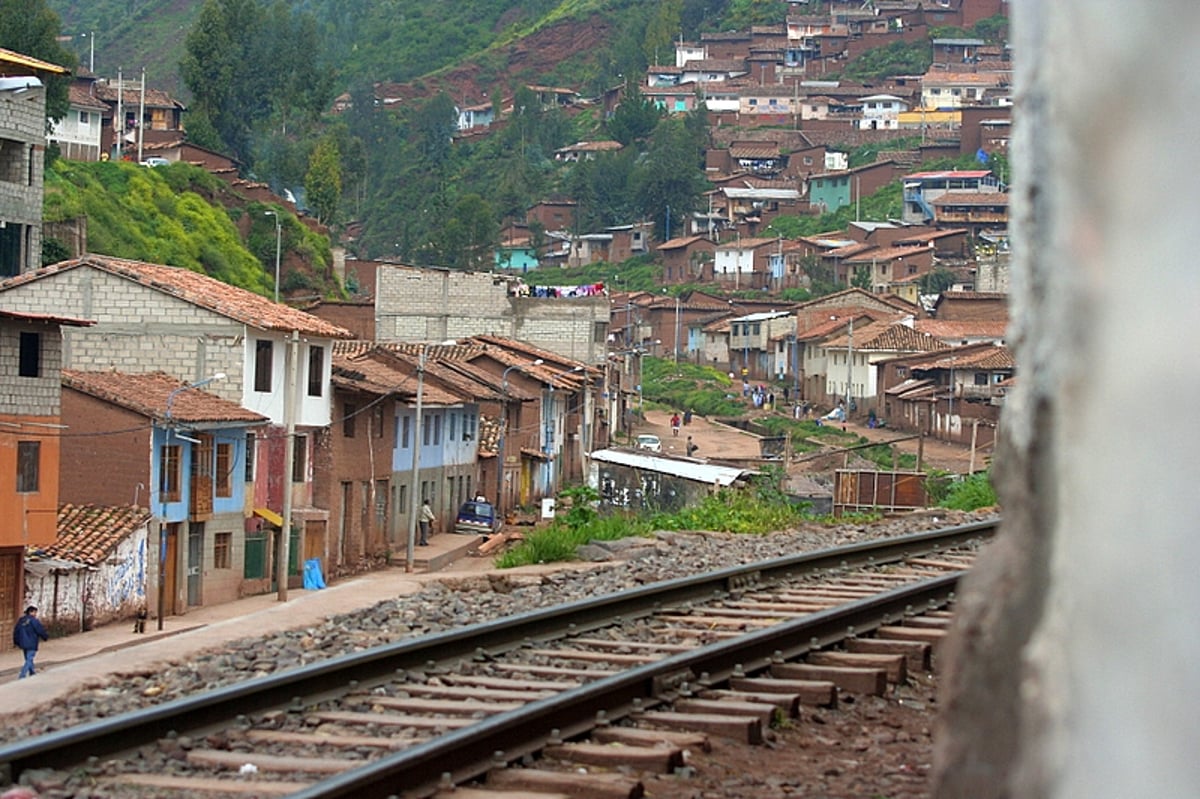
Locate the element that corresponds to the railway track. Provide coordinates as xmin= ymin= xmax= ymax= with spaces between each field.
xmin=0 ymin=520 xmax=994 ymax=798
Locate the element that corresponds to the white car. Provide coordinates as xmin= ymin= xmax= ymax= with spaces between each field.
xmin=635 ymin=434 xmax=662 ymax=453
xmin=140 ymin=157 xmax=171 ymax=167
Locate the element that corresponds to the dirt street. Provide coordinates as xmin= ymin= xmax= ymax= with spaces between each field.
xmin=635 ymin=409 xmax=988 ymax=475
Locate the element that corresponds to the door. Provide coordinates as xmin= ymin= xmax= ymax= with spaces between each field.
xmin=187 ymin=522 xmax=204 ymax=606
xmin=0 ymin=551 xmax=21 ymax=652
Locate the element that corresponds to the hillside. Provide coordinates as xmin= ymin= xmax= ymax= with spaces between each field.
xmin=48 ymin=0 xmax=643 ymax=98
xmin=42 ymin=159 xmax=340 ymax=300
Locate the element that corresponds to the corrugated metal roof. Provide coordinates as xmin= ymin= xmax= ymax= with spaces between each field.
xmin=590 ymin=449 xmax=754 ymax=486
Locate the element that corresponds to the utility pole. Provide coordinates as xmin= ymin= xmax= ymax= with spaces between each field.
xmin=405 ymin=346 xmax=426 ymax=573
xmin=845 ymin=315 xmax=854 ymax=416
xmin=137 ymin=68 xmax=145 ymax=163
xmin=277 ymin=331 xmax=299 ymax=602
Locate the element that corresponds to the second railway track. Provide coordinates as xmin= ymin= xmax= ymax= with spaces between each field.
xmin=0 ymin=520 xmax=995 ymax=798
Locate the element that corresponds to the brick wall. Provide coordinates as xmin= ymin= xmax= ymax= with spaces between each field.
xmin=59 ymin=388 xmax=151 ymax=506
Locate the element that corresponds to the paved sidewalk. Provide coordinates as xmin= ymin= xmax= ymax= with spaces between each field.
xmin=0 ymin=532 xmax=505 ymax=718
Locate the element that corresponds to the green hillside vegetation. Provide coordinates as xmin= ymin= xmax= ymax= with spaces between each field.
xmin=43 ymin=160 xmax=336 ymax=297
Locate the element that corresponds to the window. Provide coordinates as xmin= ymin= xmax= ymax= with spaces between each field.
xmin=343 ymin=402 xmax=357 ymax=438
xmin=397 ymin=483 xmax=408 ymax=515
xmin=400 ymin=415 xmax=411 ymax=448
xmin=254 ymin=340 xmax=273 ymax=392
xmin=18 ymin=332 xmax=39 ymax=377
xmin=433 ymin=415 xmax=442 ymax=445
xmin=449 ymin=413 xmax=457 ymax=441
xmin=160 ymin=444 xmax=181 ymax=501
xmin=422 ymin=416 xmax=431 ymax=446
xmin=974 ymin=372 xmax=990 ymax=386
xmin=215 ymin=442 xmax=232 ymax=498
xmin=373 ymin=405 xmax=384 ymax=437
xmin=16 ymin=441 xmax=39 ymax=492
xmin=213 ymin=532 xmax=231 ymax=569
xmin=307 ymin=346 xmax=324 ymax=397
xmin=464 ymin=412 xmax=476 ymax=441
xmin=79 ymin=111 xmax=90 ymax=125
xmin=292 ymin=434 xmax=307 ymax=482
xmin=593 ymin=321 xmax=607 ymax=343
xmin=244 ymin=433 xmax=256 ymax=482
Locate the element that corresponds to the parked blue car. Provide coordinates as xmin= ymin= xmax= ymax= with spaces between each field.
xmin=454 ymin=500 xmax=501 ymax=535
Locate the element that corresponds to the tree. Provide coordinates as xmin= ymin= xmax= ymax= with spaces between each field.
xmin=305 ymin=137 xmax=342 ymax=226
xmin=633 ymin=117 xmax=709 ymax=240
xmin=433 ymin=193 xmax=498 ymax=270
xmin=644 ymin=0 xmax=682 ymax=66
xmin=852 ymin=265 xmax=872 ymax=290
xmin=181 ymin=0 xmax=333 ymax=166
xmin=606 ymin=86 xmax=664 ymax=145
xmin=0 ymin=0 xmax=77 ymax=124
xmin=919 ymin=267 xmax=957 ymax=295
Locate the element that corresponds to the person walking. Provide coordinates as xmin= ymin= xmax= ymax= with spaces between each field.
xmin=13 ymin=606 xmax=49 ymax=679
xmin=670 ymin=412 xmax=681 ymax=437
xmin=686 ymin=436 xmax=698 ymax=457
xmin=418 ymin=500 xmax=436 ymax=546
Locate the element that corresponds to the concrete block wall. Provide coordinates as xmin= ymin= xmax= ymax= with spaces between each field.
xmin=0 ymin=86 xmax=46 ymax=274
xmin=0 ymin=322 xmax=62 ymax=416
xmin=0 ymin=268 xmax=247 ymax=404
xmin=375 ymin=263 xmax=608 ymax=362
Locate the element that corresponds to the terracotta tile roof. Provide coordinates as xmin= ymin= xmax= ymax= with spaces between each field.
xmin=937 ymin=291 xmax=1009 ymax=302
xmin=729 ymin=142 xmax=781 ymax=159
xmin=822 ymin=242 xmax=877 ymax=259
xmin=901 ymin=344 xmax=1015 ymax=371
xmin=844 ymin=244 xmax=932 ymax=264
xmin=62 ymin=370 xmax=267 ymax=425
xmin=1 ymin=255 xmax=353 ymax=339
xmin=331 ymin=349 xmax=464 ymax=406
xmin=67 ymin=83 xmax=109 ymax=110
xmin=0 ymin=309 xmax=93 ymax=326
xmin=915 ymin=320 xmax=1009 ymax=340
xmin=466 ymin=335 xmax=601 ymax=385
xmin=30 ymin=504 xmax=153 ymax=567
xmin=657 ymin=235 xmax=711 ymax=251
xmin=894 ymin=228 xmax=970 ymax=244
xmin=91 ymin=81 xmax=185 ymax=109
xmin=824 ymin=322 xmax=950 ymax=353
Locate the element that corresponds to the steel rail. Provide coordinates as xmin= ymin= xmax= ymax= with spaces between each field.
xmin=0 ymin=519 xmax=993 ymax=785
xmin=294 ymin=572 xmax=964 ymax=799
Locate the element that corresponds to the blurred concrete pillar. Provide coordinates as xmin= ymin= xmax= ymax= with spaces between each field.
xmin=934 ymin=2 xmax=1200 ymax=797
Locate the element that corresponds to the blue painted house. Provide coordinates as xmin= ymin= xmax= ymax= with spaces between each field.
xmin=60 ymin=370 xmax=267 ymax=618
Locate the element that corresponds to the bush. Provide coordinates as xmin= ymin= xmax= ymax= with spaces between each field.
xmin=939 ymin=470 xmax=997 ymax=511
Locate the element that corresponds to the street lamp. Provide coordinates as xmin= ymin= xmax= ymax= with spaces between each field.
xmin=158 ymin=372 xmax=226 ymax=630
xmin=264 ymin=211 xmax=282 ymax=303
xmin=497 ymin=358 xmax=542 ymax=516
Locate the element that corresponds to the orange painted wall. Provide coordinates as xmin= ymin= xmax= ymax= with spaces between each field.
xmin=0 ymin=414 xmax=61 ymax=547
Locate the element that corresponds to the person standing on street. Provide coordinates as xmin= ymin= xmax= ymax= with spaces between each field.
xmin=13 ymin=606 xmax=49 ymax=679
xmin=418 ymin=500 xmax=436 ymax=546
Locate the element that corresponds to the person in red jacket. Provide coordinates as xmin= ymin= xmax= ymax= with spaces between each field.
xmin=12 ymin=606 xmax=49 ymax=679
